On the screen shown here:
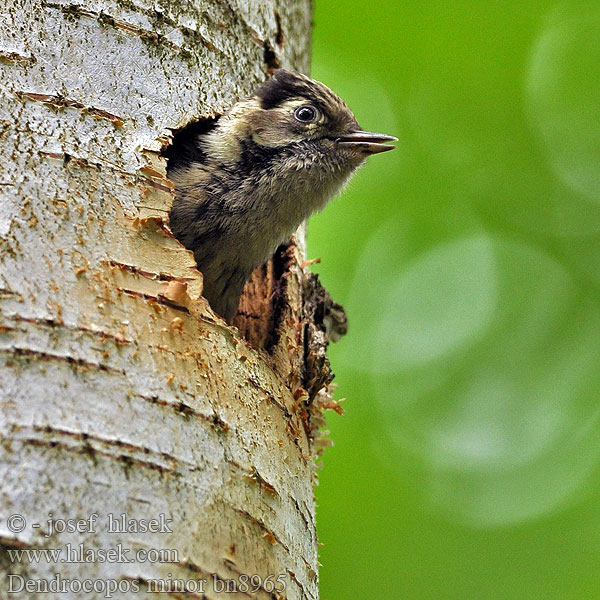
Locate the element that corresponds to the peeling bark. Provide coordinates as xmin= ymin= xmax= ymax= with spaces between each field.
xmin=0 ymin=1 xmax=340 ymax=599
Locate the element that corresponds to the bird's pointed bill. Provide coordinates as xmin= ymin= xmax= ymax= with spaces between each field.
xmin=336 ymin=131 xmax=397 ymax=154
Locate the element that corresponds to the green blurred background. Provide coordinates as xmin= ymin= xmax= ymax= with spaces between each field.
xmin=308 ymin=2 xmax=600 ymax=599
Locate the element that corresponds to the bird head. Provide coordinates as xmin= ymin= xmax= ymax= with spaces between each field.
xmin=201 ymin=69 xmax=396 ymax=169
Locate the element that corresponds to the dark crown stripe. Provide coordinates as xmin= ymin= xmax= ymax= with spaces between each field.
xmin=255 ymin=69 xmax=338 ymax=113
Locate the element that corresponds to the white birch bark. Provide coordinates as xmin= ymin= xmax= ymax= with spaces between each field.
xmin=0 ymin=1 xmax=331 ymax=599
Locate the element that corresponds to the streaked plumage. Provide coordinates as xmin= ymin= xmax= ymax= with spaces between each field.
xmin=167 ymin=69 xmax=396 ymax=321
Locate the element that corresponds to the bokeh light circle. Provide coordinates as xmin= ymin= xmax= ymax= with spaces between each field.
xmin=374 ymin=234 xmax=497 ymax=370
xmin=372 ymin=236 xmax=600 ymax=527
xmin=526 ymin=6 xmax=600 ymax=204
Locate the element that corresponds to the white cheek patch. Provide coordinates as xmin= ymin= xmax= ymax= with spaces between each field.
xmin=200 ymin=95 xmax=326 ymax=157
xmin=202 ymin=99 xmax=261 ymax=162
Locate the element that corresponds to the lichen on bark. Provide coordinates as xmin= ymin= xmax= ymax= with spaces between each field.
xmin=0 ymin=1 xmax=342 ymax=599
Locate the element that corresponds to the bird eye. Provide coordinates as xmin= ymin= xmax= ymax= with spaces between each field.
xmin=294 ymin=105 xmax=318 ymax=123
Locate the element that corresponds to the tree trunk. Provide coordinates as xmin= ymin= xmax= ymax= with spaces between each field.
xmin=0 ymin=2 xmax=337 ymax=599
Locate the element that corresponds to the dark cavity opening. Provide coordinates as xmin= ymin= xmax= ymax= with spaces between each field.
xmin=263 ymin=41 xmax=281 ymax=73
xmin=274 ymin=11 xmax=284 ymax=48
xmin=162 ymin=116 xmax=220 ymax=175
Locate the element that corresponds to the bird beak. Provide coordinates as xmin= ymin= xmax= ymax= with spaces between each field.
xmin=336 ymin=131 xmax=397 ymax=155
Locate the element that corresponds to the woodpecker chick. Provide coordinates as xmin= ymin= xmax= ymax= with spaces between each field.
xmin=167 ymin=69 xmax=396 ymax=321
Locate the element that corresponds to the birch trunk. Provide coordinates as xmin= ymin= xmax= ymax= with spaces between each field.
xmin=0 ymin=1 xmax=338 ymax=599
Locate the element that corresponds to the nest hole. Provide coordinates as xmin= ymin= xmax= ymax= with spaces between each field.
xmin=161 ymin=116 xmax=220 ymax=176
